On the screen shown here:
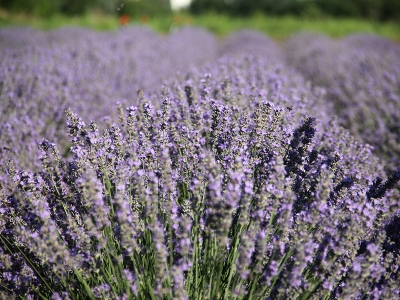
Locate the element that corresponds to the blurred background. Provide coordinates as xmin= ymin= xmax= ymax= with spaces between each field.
xmin=0 ymin=0 xmax=399 ymax=39
xmin=190 ymin=0 xmax=400 ymax=20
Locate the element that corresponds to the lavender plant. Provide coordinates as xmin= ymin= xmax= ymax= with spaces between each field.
xmin=218 ymin=30 xmax=283 ymax=61
xmin=1 ymin=27 xmax=400 ymax=299
xmin=283 ymin=32 xmax=400 ymax=172
xmin=1 ymin=39 xmax=400 ymax=299
xmin=0 ymin=25 xmax=218 ymax=180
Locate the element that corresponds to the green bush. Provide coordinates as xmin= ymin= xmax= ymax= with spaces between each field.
xmin=0 ymin=0 xmax=61 ymax=17
xmin=0 ymin=0 xmax=171 ymax=17
xmin=0 ymin=0 xmax=105 ymax=16
xmin=381 ymin=0 xmax=400 ymax=20
xmin=121 ymin=0 xmax=171 ymax=17
xmin=313 ymin=0 xmax=360 ymax=17
xmin=190 ymin=0 xmax=306 ymax=16
xmin=189 ymin=0 xmax=400 ymax=20
xmin=59 ymin=0 xmax=100 ymax=15
xmin=188 ymin=0 xmax=228 ymax=15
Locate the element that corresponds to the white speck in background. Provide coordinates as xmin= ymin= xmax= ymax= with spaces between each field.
xmin=170 ymin=0 xmax=192 ymax=10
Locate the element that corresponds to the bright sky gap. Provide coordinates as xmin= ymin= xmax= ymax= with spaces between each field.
xmin=170 ymin=0 xmax=192 ymax=10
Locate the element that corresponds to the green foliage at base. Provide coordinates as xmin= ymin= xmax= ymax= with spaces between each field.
xmin=0 ymin=9 xmax=399 ymax=41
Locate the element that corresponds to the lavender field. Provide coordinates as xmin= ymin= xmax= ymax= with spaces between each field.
xmin=0 ymin=26 xmax=399 ymax=299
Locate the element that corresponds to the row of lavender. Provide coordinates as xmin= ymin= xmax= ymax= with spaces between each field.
xmin=0 ymin=26 xmax=219 ymax=175
xmin=284 ymin=32 xmax=400 ymax=172
xmin=0 ymin=27 xmax=399 ymax=299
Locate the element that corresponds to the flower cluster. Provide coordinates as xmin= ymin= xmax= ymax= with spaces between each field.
xmin=0 ymin=27 xmax=399 ymax=299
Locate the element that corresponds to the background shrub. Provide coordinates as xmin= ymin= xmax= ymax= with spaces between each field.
xmin=190 ymin=0 xmax=400 ymax=20
xmin=0 ymin=0 xmax=172 ymax=17
xmin=0 ymin=0 xmax=62 ymax=17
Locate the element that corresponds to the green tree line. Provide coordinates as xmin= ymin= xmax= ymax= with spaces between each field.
xmin=0 ymin=0 xmax=171 ymax=17
xmin=190 ymin=0 xmax=400 ymax=20
xmin=0 ymin=0 xmax=398 ymax=21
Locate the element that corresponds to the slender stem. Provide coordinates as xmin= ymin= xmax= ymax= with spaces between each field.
xmin=0 ymin=235 xmax=53 ymax=294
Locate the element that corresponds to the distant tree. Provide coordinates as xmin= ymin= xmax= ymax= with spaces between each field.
xmin=313 ymin=0 xmax=360 ymax=17
xmin=120 ymin=0 xmax=172 ymax=17
xmin=381 ymin=0 xmax=400 ymax=19
xmin=190 ymin=0 xmax=229 ymax=14
xmin=0 ymin=0 xmax=62 ymax=17
xmin=59 ymin=0 xmax=100 ymax=15
xmin=358 ymin=0 xmax=383 ymax=19
xmin=190 ymin=0 xmax=310 ymax=16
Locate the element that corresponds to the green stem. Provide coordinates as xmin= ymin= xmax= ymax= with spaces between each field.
xmin=223 ymin=224 xmax=243 ymax=300
xmin=73 ymin=268 xmax=96 ymax=300
xmin=0 ymin=235 xmax=53 ymax=294
xmin=267 ymin=247 xmax=294 ymax=296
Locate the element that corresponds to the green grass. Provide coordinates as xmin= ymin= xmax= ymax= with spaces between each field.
xmin=190 ymin=12 xmax=400 ymax=40
xmin=0 ymin=9 xmax=399 ymax=40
